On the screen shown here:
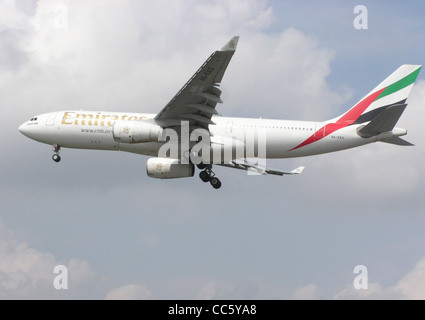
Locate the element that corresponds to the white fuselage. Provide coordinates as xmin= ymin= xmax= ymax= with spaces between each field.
xmin=18 ymin=110 xmax=385 ymax=162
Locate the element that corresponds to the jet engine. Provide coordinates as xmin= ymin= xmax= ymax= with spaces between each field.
xmin=146 ymin=158 xmax=195 ymax=179
xmin=113 ymin=120 xmax=163 ymax=143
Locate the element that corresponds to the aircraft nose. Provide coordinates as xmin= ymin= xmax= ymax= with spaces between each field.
xmin=18 ymin=123 xmax=26 ymax=134
xmin=18 ymin=122 xmax=31 ymax=137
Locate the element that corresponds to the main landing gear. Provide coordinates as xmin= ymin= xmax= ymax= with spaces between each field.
xmin=198 ymin=164 xmax=222 ymax=189
xmin=52 ymin=144 xmax=61 ymax=163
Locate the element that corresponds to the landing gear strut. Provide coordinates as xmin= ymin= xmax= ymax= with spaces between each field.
xmin=198 ymin=164 xmax=222 ymax=189
xmin=52 ymin=144 xmax=61 ymax=163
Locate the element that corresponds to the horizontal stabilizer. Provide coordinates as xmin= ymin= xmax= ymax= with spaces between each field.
xmin=290 ymin=166 xmax=305 ymax=174
xmin=219 ymin=159 xmax=305 ymax=176
xmin=358 ymin=104 xmax=407 ymax=138
xmin=265 ymin=166 xmax=305 ymax=176
xmin=381 ymin=137 xmax=414 ymax=146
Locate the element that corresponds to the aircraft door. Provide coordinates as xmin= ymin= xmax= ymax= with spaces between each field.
xmin=225 ymin=121 xmax=233 ymax=133
xmin=314 ymin=123 xmax=325 ymax=138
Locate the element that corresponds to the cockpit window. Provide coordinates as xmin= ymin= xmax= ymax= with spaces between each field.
xmin=29 ymin=117 xmax=38 ymax=121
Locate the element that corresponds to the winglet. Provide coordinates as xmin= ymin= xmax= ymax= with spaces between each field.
xmin=220 ymin=36 xmax=239 ymax=52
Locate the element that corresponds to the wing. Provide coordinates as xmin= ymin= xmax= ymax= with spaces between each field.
xmin=219 ymin=159 xmax=305 ymax=176
xmin=154 ymin=36 xmax=239 ymax=129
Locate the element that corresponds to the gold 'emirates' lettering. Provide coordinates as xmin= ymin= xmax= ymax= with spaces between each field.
xmin=76 ymin=113 xmax=93 ymax=125
xmin=109 ymin=115 xmax=119 ymax=127
xmin=62 ymin=112 xmax=74 ymax=125
xmin=62 ymin=112 xmax=147 ymax=127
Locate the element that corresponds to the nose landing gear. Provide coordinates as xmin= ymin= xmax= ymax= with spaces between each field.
xmin=52 ymin=145 xmax=61 ymax=162
xmin=198 ymin=164 xmax=222 ymax=189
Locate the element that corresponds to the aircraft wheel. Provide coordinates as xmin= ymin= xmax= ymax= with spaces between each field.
xmin=197 ymin=163 xmax=206 ymax=170
xmin=210 ymin=177 xmax=222 ymax=189
xmin=199 ymin=171 xmax=210 ymax=182
xmin=52 ymin=154 xmax=61 ymax=163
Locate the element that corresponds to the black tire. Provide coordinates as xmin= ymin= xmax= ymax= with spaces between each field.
xmin=196 ymin=163 xmax=206 ymax=170
xmin=52 ymin=154 xmax=61 ymax=162
xmin=199 ymin=171 xmax=210 ymax=182
xmin=210 ymin=177 xmax=222 ymax=189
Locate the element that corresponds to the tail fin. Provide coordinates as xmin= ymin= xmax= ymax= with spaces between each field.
xmin=333 ymin=65 xmax=421 ymax=126
xmin=290 ymin=65 xmax=421 ymax=152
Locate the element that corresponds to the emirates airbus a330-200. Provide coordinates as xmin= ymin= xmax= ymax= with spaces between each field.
xmin=19 ymin=36 xmax=421 ymax=189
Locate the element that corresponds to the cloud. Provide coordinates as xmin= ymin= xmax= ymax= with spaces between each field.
xmin=226 ymin=279 xmax=259 ymax=299
xmin=293 ymin=284 xmax=323 ymax=300
xmin=196 ymin=281 xmax=219 ymax=300
xmin=105 ymin=284 xmax=153 ymax=300
xmin=393 ymin=256 xmax=425 ymax=299
xmin=0 ymin=219 xmax=95 ymax=299
xmin=333 ymin=282 xmax=386 ymax=300
xmin=0 ymin=0 xmax=345 ymax=119
xmin=333 ymin=255 xmax=425 ymax=299
xmin=224 ymin=28 xmax=348 ymax=120
xmin=0 ymin=220 xmax=57 ymax=297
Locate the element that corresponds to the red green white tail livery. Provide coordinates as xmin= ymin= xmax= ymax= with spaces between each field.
xmin=290 ymin=64 xmax=421 ymax=154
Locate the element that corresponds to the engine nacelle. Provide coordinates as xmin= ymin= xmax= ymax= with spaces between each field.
xmin=146 ymin=158 xmax=195 ymax=179
xmin=113 ymin=120 xmax=163 ymax=143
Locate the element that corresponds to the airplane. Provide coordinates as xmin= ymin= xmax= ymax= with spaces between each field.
xmin=18 ymin=36 xmax=421 ymax=189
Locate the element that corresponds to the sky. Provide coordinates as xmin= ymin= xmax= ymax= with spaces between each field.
xmin=1 ymin=0 xmax=425 ymax=299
